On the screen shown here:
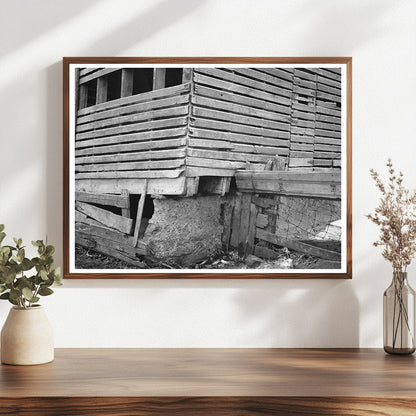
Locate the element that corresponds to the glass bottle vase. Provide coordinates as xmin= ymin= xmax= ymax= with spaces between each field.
xmin=383 ymin=271 xmax=416 ymax=355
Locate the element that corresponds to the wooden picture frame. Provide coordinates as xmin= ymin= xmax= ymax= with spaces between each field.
xmin=63 ymin=57 xmax=352 ymax=279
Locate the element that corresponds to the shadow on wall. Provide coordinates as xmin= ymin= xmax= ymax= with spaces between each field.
xmin=233 ymin=280 xmax=359 ymax=348
xmin=0 ymin=0 xmax=102 ymax=56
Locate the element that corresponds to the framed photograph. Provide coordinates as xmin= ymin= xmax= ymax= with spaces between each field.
xmin=63 ymin=57 xmax=352 ymax=279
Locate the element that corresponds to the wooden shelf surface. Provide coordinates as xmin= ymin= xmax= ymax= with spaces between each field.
xmin=1 ymin=348 xmax=416 ymax=415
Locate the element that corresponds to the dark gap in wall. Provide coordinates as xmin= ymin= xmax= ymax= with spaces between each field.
xmin=133 ymin=68 xmax=154 ymax=94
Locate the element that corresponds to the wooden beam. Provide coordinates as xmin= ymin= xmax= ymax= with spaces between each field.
xmin=153 ymin=68 xmax=166 ymax=90
xmin=182 ymin=68 xmax=192 ymax=83
xmin=78 ymin=84 xmax=88 ymax=110
xmin=133 ymin=180 xmax=148 ymax=247
xmin=121 ymin=190 xmax=131 ymax=218
xmin=96 ymin=77 xmax=108 ymax=104
xmin=120 ymin=69 xmax=134 ymax=97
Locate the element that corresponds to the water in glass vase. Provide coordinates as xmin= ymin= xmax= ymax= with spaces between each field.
xmin=383 ymin=271 xmax=415 ymax=355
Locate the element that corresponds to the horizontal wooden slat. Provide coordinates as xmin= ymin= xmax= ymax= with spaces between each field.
xmin=77 ymin=106 xmax=189 ymax=133
xmin=76 ymin=148 xmax=186 ymax=165
xmin=315 ymin=121 xmax=341 ymax=132
xmin=293 ymin=85 xmax=316 ymax=97
xmin=195 ymin=68 xmax=292 ymax=98
xmin=315 ymin=113 xmax=341 ymax=124
xmin=193 ymin=73 xmax=291 ymax=106
xmin=315 ymin=129 xmax=341 ymax=139
xmin=255 ymin=228 xmax=341 ymax=261
xmin=76 ymin=202 xmax=133 ymax=234
xmin=314 ymin=151 xmax=341 ymax=159
xmin=187 ymin=148 xmax=285 ymax=163
xmin=76 ymin=116 xmax=188 ymax=141
xmin=290 ymin=143 xmax=314 ymax=151
xmin=290 ymin=126 xmax=314 ymax=136
xmin=76 ymin=138 xmax=187 ymax=158
xmin=186 ymin=166 xmax=236 ymax=177
xmin=316 ymin=105 xmax=341 ymax=117
xmin=314 ymin=137 xmax=341 ymax=145
xmin=290 ymin=135 xmax=315 ymax=144
xmin=79 ymin=68 xmax=119 ymax=84
xmin=289 ymin=158 xmax=314 ymax=168
xmin=76 ymin=191 xmax=129 ymax=208
xmin=290 ymin=151 xmax=313 ymax=158
xmin=291 ymin=110 xmax=315 ymax=121
xmin=293 ymin=69 xmax=316 ymax=82
xmin=291 ymin=119 xmax=315 ymax=128
xmin=315 ymin=68 xmax=342 ymax=81
xmin=191 ymin=95 xmax=290 ymax=124
xmin=236 ymin=171 xmax=341 ymax=198
xmin=294 ymin=77 xmax=316 ymax=89
xmin=192 ymin=107 xmax=289 ymax=132
xmin=75 ymin=169 xmax=184 ymax=180
xmin=187 ymin=157 xmax=245 ymax=170
xmin=77 ymin=83 xmax=191 ymax=117
xmin=314 ymin=144 xmax=342 ymax=152
xmin=79 ymin=68 xmax=98 ymax=77
xmin=75 ymin=127 xmax=187 ymax=149
xmin=188 ymin=138 xmax=288 ymax=156
xmin=317 ymin=82 xmax=341 ymax=96
xmin=189 ymin=127 xmax=290 ymax=148
xmin=194 ymin=84 xmax=291 ymax=115
xmin=77 ymin=95 xmax=189 ymax=125
xmin=191 ymin=118 xmax=290 ymax=140
xmin=317 ymin=75 xmax=341 ymax=88
xmin=231 ymin=68 xmax=293 ymax=90
xmin=316 ymin=90 xmax=341 ymax=103
xmin=76 ymin=159 xmax=185 ymax=172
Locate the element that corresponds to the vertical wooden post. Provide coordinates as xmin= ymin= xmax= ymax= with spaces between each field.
xmin=121 ymin=189 xmax=131 ymax=218
xmin=182 ymin=68 xmax=192 ymax=83
xmin=153 ymin=68 xmax=166 ymax=90
xmin=121 ymin=69 xmax=134 ymax=97
xmin=132 ymin=180 xmax=148 ymax=247
xmin=78 ymin=84 xmax=88 ymax=109
xmin=96 ymin=77 xmax=108 ymax=104
xmin=237 ymin=193 xmax=252 ymax=257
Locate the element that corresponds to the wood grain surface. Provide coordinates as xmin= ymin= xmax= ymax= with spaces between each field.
xmin=1 ymin=348 xmax=415 ymax=415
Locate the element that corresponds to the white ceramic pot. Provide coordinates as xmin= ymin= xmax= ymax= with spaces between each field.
xmin=1 ymin=305 xmax=54 ymax=365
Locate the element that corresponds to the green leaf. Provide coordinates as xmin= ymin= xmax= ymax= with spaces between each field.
xmin=22 ymin=287 xmax=34 ymax=301
xmin=39 ymin=269 xmax=48 ymax=281
xmin=9 ymin=288 xmax=21 ymax=301
xmin=20 ymin=258 xmax=33 ymax=271
xmin=0 ymin=232 xmax=5 ymax=245
xmin=45 ymin=245 xmax=55 ymax=256
xmin=32 ymin=240 xmax=43 ymax=247
xmin=17 ymin=248 xmax=25 ymax=263
xmin=0 ymin=224 xmax=5 ymax=232
xmin=38 ymin=287 xmax=53 ymax=296
xmin=52 ymin=267 xmax=63 ymax=285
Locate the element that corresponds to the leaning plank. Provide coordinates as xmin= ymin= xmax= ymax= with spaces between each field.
xmin=255 ymin=229 xmax=341 ymax=261
xmin=76 ymin=191 xmax=130 ymax=209
xmin=75 ymin=234 xmax=146 ymax=267
xmin=76 ymin=202 xmax=133 ymax=235
xmin=75 ymin=210 xmax=111 ymax=229
xmin=75 ymin=223 xmax=147 ymax=255
xmin=132 ymin=180 xmax=148 ymax=248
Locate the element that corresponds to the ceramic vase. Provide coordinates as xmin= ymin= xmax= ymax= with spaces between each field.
xmin=1 ymin=305 xmax=54 ymax=365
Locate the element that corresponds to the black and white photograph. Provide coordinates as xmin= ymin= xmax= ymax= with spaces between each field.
xmin=63 ymin=58 xmax=352 ymax=278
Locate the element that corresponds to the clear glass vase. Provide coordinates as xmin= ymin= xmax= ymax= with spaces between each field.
xmin=383 ymin=271 xmax=415 ymax=355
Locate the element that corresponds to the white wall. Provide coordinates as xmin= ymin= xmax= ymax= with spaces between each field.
xmin=0 ymin=0 xmax=415 ymax=347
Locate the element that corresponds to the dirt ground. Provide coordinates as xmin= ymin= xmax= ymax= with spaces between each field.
xmin=75 ymin=245 xmax=335 ymax=270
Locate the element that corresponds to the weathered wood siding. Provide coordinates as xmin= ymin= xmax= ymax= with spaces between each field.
xmin=188 ymin=68 xmax=292 ymax=176
xmin=188 ymin=67 xmax=342 ymax=176
xmin=75 ymin=83 xmax=191 ymax=181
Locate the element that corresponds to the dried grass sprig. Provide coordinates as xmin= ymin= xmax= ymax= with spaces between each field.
xmin=366 ymin=159 xmax=416 ymax=272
